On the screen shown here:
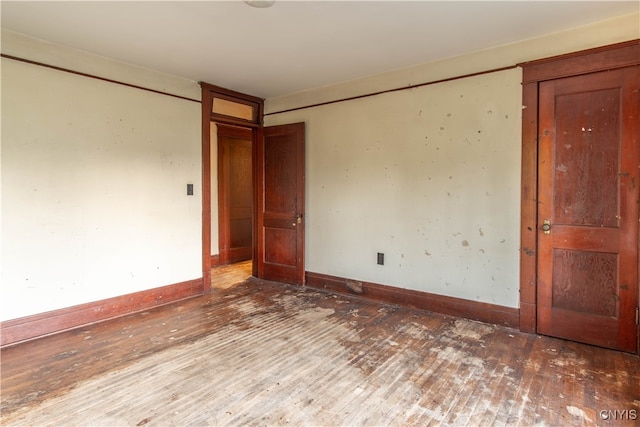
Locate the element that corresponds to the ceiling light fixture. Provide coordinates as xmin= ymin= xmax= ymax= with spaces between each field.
xmin=244 ymin=0 xmax=276 ymax=8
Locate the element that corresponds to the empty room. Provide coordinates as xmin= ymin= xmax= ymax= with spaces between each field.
xmin=1 ymin=1 xmax=639 ymax=425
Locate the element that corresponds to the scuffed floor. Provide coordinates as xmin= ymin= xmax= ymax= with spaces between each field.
xmin=2 ymin=278 xmax=639 ymax=426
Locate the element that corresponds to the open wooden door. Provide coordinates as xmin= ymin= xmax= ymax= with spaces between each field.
xmin=536 ymin=66 xmax=639 ymax=352
xmin=256 ymin=123 xmax=305 ymax=285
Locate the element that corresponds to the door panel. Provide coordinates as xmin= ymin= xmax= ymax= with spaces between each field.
xmin=218 ymin=125 xmax=253 ymax=264
xmin=552 ymin=87 xmax=620 ymax=227
xmin=537 ymin=67 xmax=639 ymax=352
xmin=257 ymin=123 xmax=305 ymax=285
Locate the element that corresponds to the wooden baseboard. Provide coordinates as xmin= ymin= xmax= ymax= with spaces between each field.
xmin=2 ymin=273 xmax=519 ymax=346
xmin=211 ymin=254 xmax=220 ymax=267
xmin=0 ymin=278 xmax=204 ymax=347
xmin=305 ymin=272 xmax=519 ymax=329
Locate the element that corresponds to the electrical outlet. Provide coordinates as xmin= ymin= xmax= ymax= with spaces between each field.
xmin=377 ymin=252 xmax=384 ymax=265
xmin=187 ymin=184 xmax=194 ymax=195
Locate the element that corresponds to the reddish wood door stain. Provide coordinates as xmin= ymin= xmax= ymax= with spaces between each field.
xmin=537 ymin=67 xmax=639 ymax=352
xmin=257 ymin=123 xmax=305 ymax=285
xmin=218 ymin=125 xmax=253 ymax=265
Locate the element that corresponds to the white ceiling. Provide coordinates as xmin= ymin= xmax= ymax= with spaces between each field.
xmin=1 ymin=1 xmax=638 ymax=99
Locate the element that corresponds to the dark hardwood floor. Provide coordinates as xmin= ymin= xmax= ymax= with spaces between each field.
xmin=1 ymin=273 xmax=639 ymax=426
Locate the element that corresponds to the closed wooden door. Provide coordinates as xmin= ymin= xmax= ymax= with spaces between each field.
xmin=218 ymin=125 xmax=253 ymax=264
xmin=537 ymin=67 xmax=639 ymax=352
xmin=256 ymin=123 xmax=305 ymax=285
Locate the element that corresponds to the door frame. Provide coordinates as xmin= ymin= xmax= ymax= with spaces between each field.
xmin=518 ymin=40 xmax=640 ymax=349
xmin=200 ymin=83 xmax=264 ymax=291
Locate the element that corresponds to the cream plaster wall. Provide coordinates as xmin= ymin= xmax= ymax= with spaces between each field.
xmin=264 ymin=12 xmax=640 ymax=309
xmin=266 ymin=69 xmax=522 ymax=307
xmin=1 ymin=32 xmax=202 ymax=320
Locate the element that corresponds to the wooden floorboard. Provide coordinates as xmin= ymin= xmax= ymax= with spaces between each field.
xmin=210 ymin=260 xmax=252 ymax=289
xmin=1 ymin=274 xmax=639 ymax=426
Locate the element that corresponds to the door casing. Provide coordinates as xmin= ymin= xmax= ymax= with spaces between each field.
xmin=200 ymin=83 xmax=264 ymax=290
xmin=199 ymin=84 xmax=306 ymax=289
xmin=518 ymin=40 xmax=640 ymax=353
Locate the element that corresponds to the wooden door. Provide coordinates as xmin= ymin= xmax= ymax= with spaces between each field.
xmin=218 ymin=125 xmax=253 ymax=265
xmin=537 ymin=67 xmax=639 ymax=352
xmin=256 ymin=123 xmax=305 ymax=285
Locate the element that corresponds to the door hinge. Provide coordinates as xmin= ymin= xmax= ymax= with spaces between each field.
xmin=636 ymin=307 xmax=639 ymax=326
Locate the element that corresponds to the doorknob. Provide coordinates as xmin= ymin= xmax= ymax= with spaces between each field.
xmin=293 ymin=214 xmax=302 ymax=227
xmin=542 ymin=219 xmax=551 ymax=234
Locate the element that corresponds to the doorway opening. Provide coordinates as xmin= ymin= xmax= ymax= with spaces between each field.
xmin=212 ymin=123 xmax=254 ymax=289
xmin=200 ymin=83 xmax=306 ymax=291
xmin=216 ymin=124 xmax=253 ymax=265
xmin=199 ymin=83 xmax=263 ymax=291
